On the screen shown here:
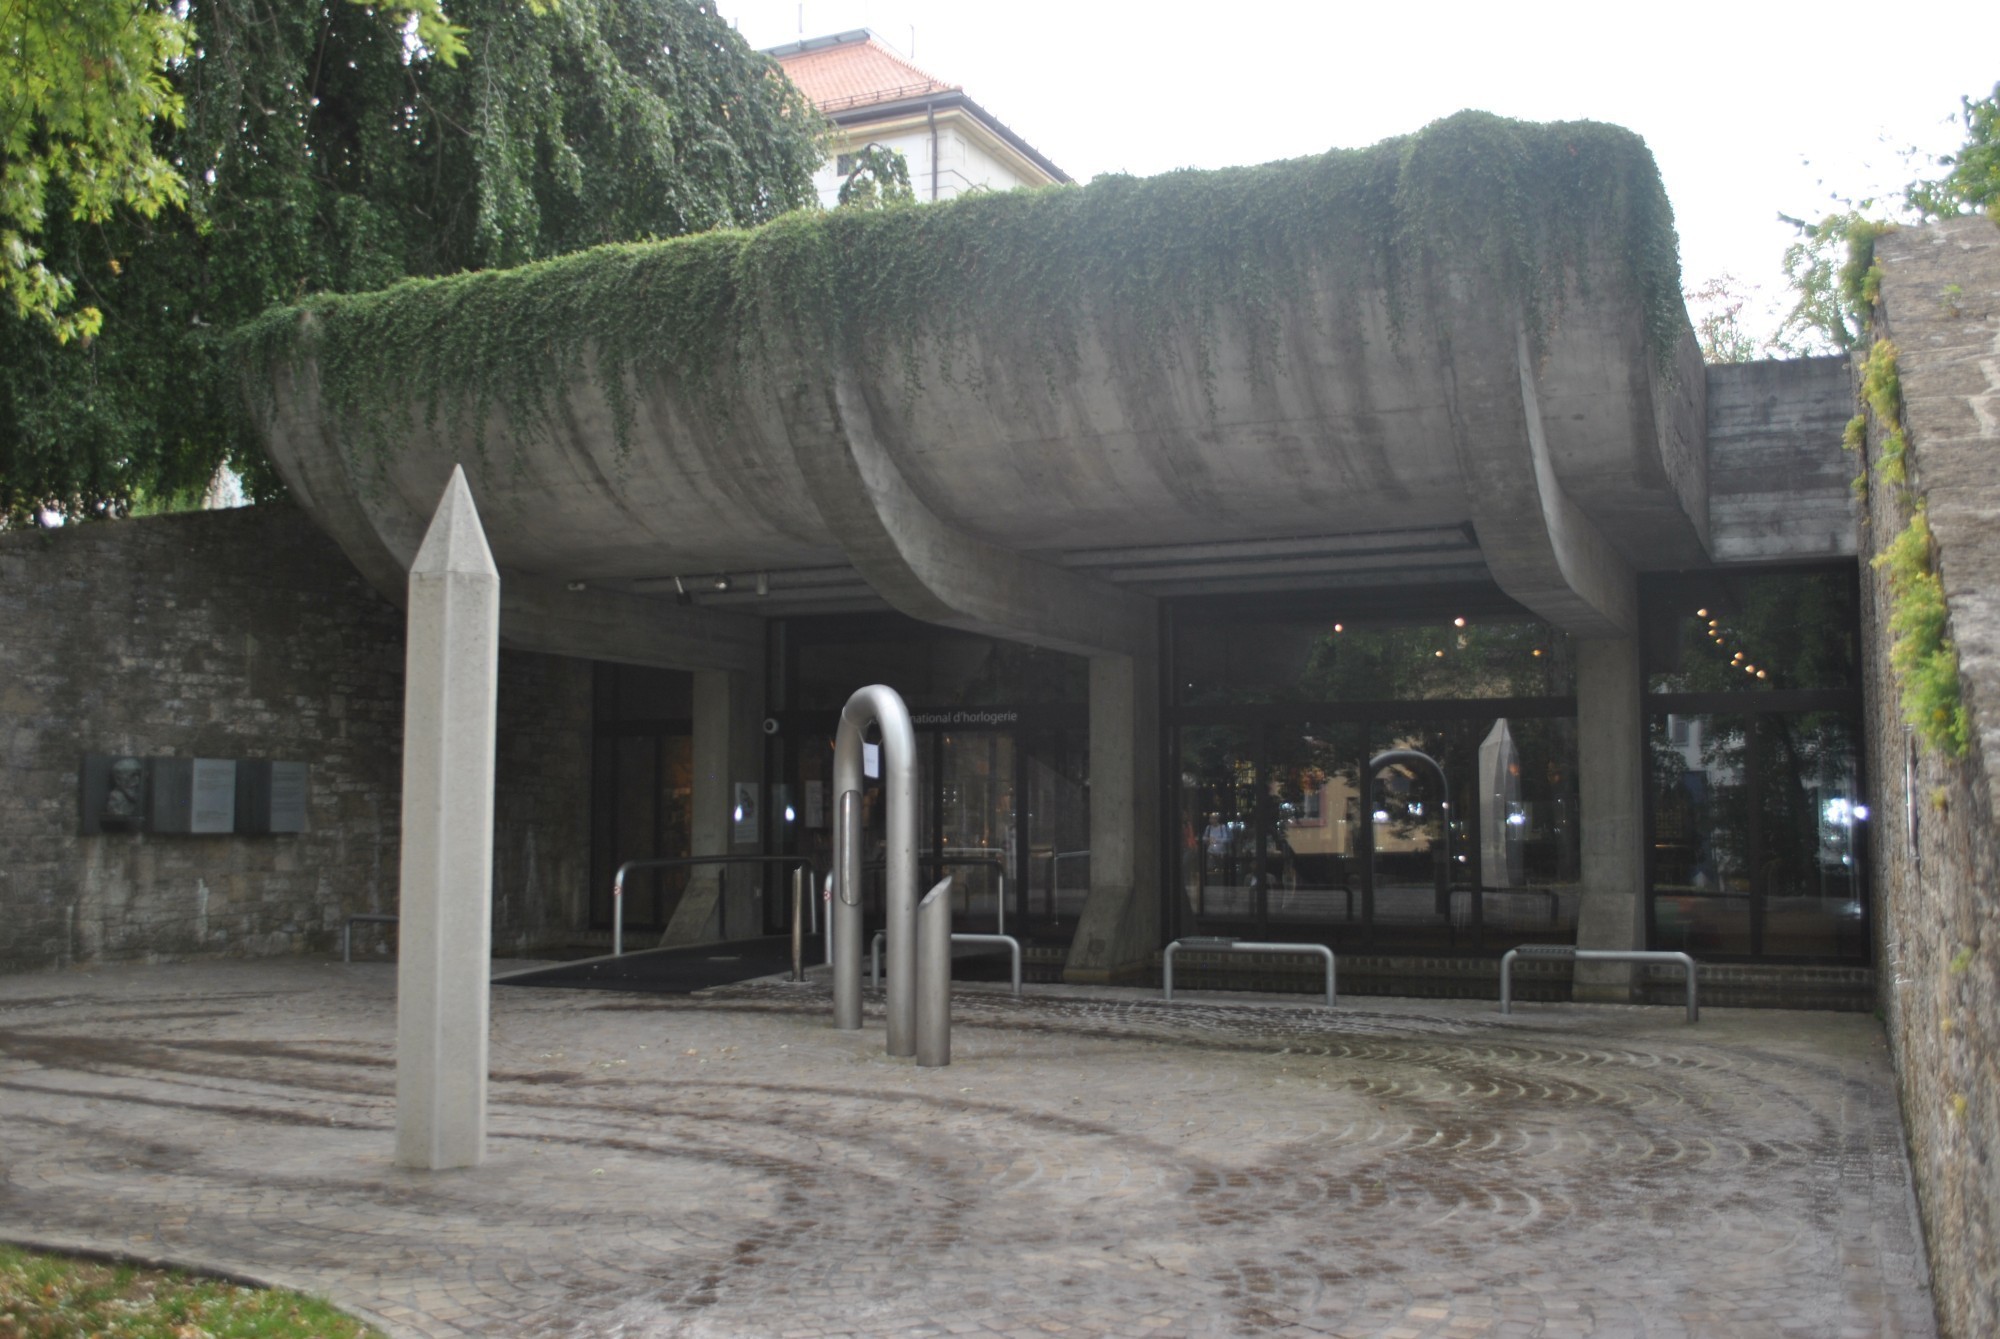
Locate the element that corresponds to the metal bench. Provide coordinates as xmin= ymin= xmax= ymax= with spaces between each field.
xmin=342 ymin=913 xmax=399 ymax=963
xmin=1162 ymin=937 xmax=1336 ymax=1006
xmin=1499 ymin=944 xmax=1699 ymax=1022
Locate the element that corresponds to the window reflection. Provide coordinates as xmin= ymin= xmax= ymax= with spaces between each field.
xmin=1641 ymin=567 xmax=1867 ymax=962
xmin=1178 ymin=612 xmax=1575 ymax=704
xmin=1645 ymin=570 xmax=1858 ymax=694
xmin=1177 ymin=716 xmax=1578 ymax=953
xmin=1647 ymin=709 xmax=1866 ymax=959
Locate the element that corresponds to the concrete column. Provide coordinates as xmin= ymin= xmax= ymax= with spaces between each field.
xmin=1064 ymin=650 xmax=1162 ymax=983
xmin=395 ymin=466 xmax=498 ymax=1171
xmin=1573 ymin=634 xmax=1647 ymax=1002
xmin=662 ymin=667 xmax=764 ymax=946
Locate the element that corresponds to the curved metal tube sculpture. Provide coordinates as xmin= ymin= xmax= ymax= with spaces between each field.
xmin=1368 ymin=747 xmax=1451 ymax=917
xmin=832 ymin=685 xmax=920 ymax=1053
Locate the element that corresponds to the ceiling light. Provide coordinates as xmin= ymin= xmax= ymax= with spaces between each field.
xmin=713 ymin=574 xmax=731 ymax=592
xmin=1453 ymin=616 xmax=1466 ymax=628
xmin=1697 ymin=608 xmax=1709 ymax=618
xmin=1333 ymin=623 xmax=1344 ymax=633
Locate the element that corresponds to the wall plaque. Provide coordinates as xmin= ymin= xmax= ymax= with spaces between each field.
xmin=151 ymin=758 xmax=237 ymax=834
xmin=237 ymin=760 xmax=309 ymax=834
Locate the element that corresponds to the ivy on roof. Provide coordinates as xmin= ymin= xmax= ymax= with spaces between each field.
xmin=235 ymin=110 xmax=1688 ymax=462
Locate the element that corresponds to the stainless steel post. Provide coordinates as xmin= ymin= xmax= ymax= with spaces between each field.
xmin=791 ymin=866 xmax=804 ymax=983
xmin=833 ymin=685 xmax=919 ymax=1056
xmin=917 ymin=876 xmax=953 ymax=1067
xmin=834 ymin=789 xmax=862 ymax=1029
xmin=612 ymin=866 xmax=627 ymax=957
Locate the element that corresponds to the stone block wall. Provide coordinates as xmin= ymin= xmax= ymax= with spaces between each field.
xmin=1867 ymin=217 xmax=2000 ymax=1339
xmin=0 ymin=504 xmax=591 ymax=972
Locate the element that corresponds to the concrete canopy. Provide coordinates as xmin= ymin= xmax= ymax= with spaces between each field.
xmin=246 ymin=112 xmax=1708 ymax=663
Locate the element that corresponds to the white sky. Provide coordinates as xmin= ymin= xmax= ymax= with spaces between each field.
xmin=720 ymin=0 xmax=1999 ymax=344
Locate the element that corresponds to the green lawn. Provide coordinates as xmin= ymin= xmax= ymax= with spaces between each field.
xmin=0 ymin=1245 xmax=382 ymax=1338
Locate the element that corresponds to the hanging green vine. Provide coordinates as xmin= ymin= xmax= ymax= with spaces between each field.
xmin=1856 ymin=336 xmax=1968 ymax=758
xmin=236 ymin=110 xmax=1691 ymax=466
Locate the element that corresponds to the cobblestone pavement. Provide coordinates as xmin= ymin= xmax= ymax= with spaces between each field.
xmin=0 ymin=961 xmax=1935 ymax=1338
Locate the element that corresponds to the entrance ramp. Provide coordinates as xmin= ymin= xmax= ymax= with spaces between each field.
xmin=497 ymin=935 xmax=821 ymax=995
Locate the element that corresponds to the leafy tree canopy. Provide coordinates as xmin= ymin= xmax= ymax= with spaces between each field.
xmin=1 ymin=0 xmax=189 ymax=344
xmin=1775 ymin=79 xmax=1999 ymax=354
xmin=0 ymin=0 xmax=824 ymax=524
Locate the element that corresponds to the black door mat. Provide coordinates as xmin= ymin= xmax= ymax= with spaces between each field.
xmin=498 ymin=935 xmax=821 ymax=994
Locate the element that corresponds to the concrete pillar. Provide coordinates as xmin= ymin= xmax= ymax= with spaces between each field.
xmin=662 ymin=667 xmax=764 ymax=945
xmin=1573 ymin=634 xmax=1647 ymax=1002
xmin=395 ymin=466 xmax=499 ymax=1171
xmin=1064 ymin=650 xmax=1162 ymax=983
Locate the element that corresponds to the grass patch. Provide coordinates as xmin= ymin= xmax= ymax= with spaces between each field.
xmin=0 ymin=1244 xmax=381 ymax=1338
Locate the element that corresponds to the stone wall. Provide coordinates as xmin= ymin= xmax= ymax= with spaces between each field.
xmin=1867 ymin=217 xmax=2000 ymax=1339
xmin=0 ymin=504 xmax=591 ymax=973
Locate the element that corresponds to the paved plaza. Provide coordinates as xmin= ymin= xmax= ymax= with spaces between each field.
xmin=0 ymin=961 xmax=1935 ymax=1337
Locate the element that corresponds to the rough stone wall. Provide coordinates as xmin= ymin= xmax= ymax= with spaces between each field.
xmin=0 ymin=505 xmax=591 ymax=972
xmin=1868 ymin=217 xmax=2000 ymax=1339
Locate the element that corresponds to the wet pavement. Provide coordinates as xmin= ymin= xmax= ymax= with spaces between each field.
xmin=0 ymin=961 xmax=1935 ymax=1337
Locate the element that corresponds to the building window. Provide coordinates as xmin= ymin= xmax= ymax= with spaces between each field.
xmin=1641 ymin=566 xmax=1867 ymax=962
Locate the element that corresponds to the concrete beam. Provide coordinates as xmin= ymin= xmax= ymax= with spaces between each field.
xmin=499 ymin=572 xmax=762 ymax=676
xmin=1449 ymin=320 xmax=1637 ymax=639
xmin=791 ymin=366 xmax=1156 ymax=658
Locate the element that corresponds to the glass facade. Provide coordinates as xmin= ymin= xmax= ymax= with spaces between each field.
xmin=584 ymin=566 xmax=1872 ymax=975
xmin=1642 ymin=568 xmax=1868 ymax=962
xmin=590 ymin=663 xmax=694 ymax=931
xmin=771 ymin=615 xmax=1090 ymax=947
xmin=1170 ymin=587 xmax=1580 ymax=955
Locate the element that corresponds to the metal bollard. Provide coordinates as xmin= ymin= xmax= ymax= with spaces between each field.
xmin=916 ymin=876 xmax=953 ymax=1067
xmin=833 ymin=789 xmax=863 ymax=1030
xmin=791 ymin=866 xmax=804 ymax=983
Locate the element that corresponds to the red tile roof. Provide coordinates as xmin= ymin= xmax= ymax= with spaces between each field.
xmin=772 ymin=32 xmax=958 ymax=115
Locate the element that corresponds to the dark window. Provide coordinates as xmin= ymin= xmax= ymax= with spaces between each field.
xmin=1641 ymin=567 xmax=1868 ymax=962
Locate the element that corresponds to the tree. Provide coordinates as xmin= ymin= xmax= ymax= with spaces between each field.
xmin=1776 ymin=80 xmax=1999 ymax=355
xmin=837 ymin=143 xmax=914 ymax=209
xmin=1684 ymin=274 xmax=1766 ymax=364
xmin=0 ymin=0 xmax=824 ymax=524
xmin=1 ymin=0 xmax=189 ymax=344
xmin=1908 ymin=82 xmax=2000 ymax=220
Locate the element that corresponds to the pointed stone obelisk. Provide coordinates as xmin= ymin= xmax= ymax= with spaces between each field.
xmin=395 ymin=466 xmax=500 ymax=1170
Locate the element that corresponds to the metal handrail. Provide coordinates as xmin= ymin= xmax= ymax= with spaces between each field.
xmin=865 ymin=854 xmax=1009 ymax=934
xmin=1498 ymin=945 xmax=1699 ymax=1023
xmin=611 ymin=855 xmax=820 ymax=959
xmin=342 ymin=913 xmax=399 ymax=963
xmin=1162 ymin=937 xmax=1336 ymax=1006
xmin=873 ymin=928 xmax=1023 ymax=997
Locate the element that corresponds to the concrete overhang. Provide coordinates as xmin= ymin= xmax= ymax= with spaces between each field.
xmin=246 ymin=113 xmax=1722 ymax=662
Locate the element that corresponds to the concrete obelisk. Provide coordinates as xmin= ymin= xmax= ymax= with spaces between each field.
xmin=395 ymin=466 xmax=499 ymax=1170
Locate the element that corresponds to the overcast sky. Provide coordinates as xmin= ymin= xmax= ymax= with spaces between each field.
xmin=719 ymin=0 xmax=1999 ymax=344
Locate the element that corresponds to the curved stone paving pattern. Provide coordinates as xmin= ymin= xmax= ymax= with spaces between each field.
xmin=0 ymin=963 xmax=1933 ymax=1337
